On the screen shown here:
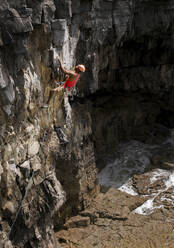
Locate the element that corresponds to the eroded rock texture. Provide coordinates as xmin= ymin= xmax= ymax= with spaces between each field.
xmin=0 ymin=0 xmax=98 ymax=247
xmin=0 ymin=0 xmax=174 ymax=247
xmin=56 ymin=187 xmax=174 ymax=248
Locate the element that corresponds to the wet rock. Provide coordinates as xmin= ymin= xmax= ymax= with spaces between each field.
xmin=132 ymin=173 xmax=151 ymax=195
xmin=132 ymin=172 xmax=167 ymax=195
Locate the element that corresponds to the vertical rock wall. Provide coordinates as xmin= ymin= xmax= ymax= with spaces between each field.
xmin=0 ymin=0 xmax=174 ymax=247
xmin=0 ymin=0 xmax=98 ymax=247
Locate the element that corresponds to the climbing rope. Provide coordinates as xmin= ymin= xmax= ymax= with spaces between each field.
xmin=8 ymin=170 xmax=35 ymax=240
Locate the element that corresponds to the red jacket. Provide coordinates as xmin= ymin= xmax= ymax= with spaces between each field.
xmin=64 ymin=74 xmax=80 ymax=91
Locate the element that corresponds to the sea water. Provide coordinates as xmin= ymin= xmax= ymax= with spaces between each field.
xmin=98 ymin=128 xmax=174 ymax=215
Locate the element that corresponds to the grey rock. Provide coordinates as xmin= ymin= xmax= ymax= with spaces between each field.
xmin=42 ymin=0 xmax=56 ymax=24
xmin=26 ymin=0 xmax=43 ymax=24
xmin=51 ymin=19 xmax=67 ymax=30
xmin=52 ymin=19 xmax=68 ymax=47
xmin=0 ymin=63 xmax=9 ymax=89
xmin=0 ymin=0 xmax=174 ymax=247
xmin=54 ymin=0 xmax=72 ymax=19
xmin=4 ymin=76 xmax=15 ymax=104
xmin=4 ymin=8 xmax=33 ymax=34
xmin=8 ymin=0 xmax=27 ymax=9
xmin=19 ymin=160 xmax=31 ymax=178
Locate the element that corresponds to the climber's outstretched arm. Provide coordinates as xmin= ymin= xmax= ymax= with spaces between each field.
xmin=57 ymin=57 xmax=77 ymax=77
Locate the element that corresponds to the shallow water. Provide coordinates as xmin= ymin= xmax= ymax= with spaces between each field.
xmin=98 ymin=140 xmax=154 ymax=194
xmin=98 ymin=128 xmax=174 ymax=215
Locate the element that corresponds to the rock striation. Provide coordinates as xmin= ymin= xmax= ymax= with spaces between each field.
xmin=0 ymin=0 xmax=174 ymax=247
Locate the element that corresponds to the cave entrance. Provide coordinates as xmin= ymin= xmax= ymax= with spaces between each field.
xmin=157 ymin=108 xmax=174 ymax=128
xmin=90 ymin=90 xmax=174 ymax=171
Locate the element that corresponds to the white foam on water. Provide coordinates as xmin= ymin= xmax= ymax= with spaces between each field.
xmin=118 ymin=178 xmax=137 ymax=196
xmin=134 ymin=168 xmax=174 ymax=214
xmin=133 ymin=169 xmax=174 ymax=214
xmin=134 ymin=198 xmax=164 ymax=215
xmin=160 ymin=196 xmax=173 ymax=202
xmin=98 ymin=140 xmax=152 ymax=192
xmin=134 ymin=198 xmax=154 ymax=215
xmin=165 ymin=172 xmax=174 ymax=189
xmin=98 ymin=128 xmax=174 ymax=215
xmin=150 ymin=169 xmax=170 ymax=184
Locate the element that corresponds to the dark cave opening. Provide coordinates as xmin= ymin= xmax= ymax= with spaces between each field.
xmin=88 ymin=88 xmax=174 ymax=172
xmin=157 ymin=108 xmax=174 ymax=129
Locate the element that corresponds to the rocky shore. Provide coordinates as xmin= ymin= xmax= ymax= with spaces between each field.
xmin=56 ymin=187 xmax=174 ymax=248
xmin=0 ymin=0 xmax=174 ymax=247
xmin=57 ymin=132 xmax=174 ymax=248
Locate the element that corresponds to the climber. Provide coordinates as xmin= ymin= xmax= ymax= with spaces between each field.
xmin=42 ymin=57 xmax=85 ymax=107
xmin=55 ymin=57 xmax=85 ymax=92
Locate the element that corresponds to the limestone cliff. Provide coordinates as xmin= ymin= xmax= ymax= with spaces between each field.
xmin=0 ymin=0 xmax=174 ymax=247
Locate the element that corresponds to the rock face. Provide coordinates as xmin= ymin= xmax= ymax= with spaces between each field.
xmin=0 ymin=1 xmax=98 ymax=247
xmin=0 ymin=0 xmax=174 ymax=247
xmin=56 ymin=188 xmax=174 ymax=248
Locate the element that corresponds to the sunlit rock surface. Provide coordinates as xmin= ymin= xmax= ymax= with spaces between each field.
xmin=0 ymin=0 xmax=174 ymax=247
xmin=56 ymin=188 xmax=174 ymax=248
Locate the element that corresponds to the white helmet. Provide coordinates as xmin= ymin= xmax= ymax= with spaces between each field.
xmin=76 ymin=64 xmax=86 ymax=72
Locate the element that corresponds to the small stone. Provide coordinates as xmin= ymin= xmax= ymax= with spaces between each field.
xmin=2 ymin=201 xmax=15 ymax=214
xmin=65 ymin=216 xmax=90 ymax=229
xmin=28 ymin=141 xmax=40 ymax=157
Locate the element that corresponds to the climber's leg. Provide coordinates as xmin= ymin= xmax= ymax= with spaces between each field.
xmin=41 ymin=84 xmax=64 ymax=108
xmin=51 ymin=85 xmax=64 ymax=92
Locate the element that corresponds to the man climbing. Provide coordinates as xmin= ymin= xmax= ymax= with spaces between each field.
xmin=42 ymin=57 xmax=86 ymax=107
